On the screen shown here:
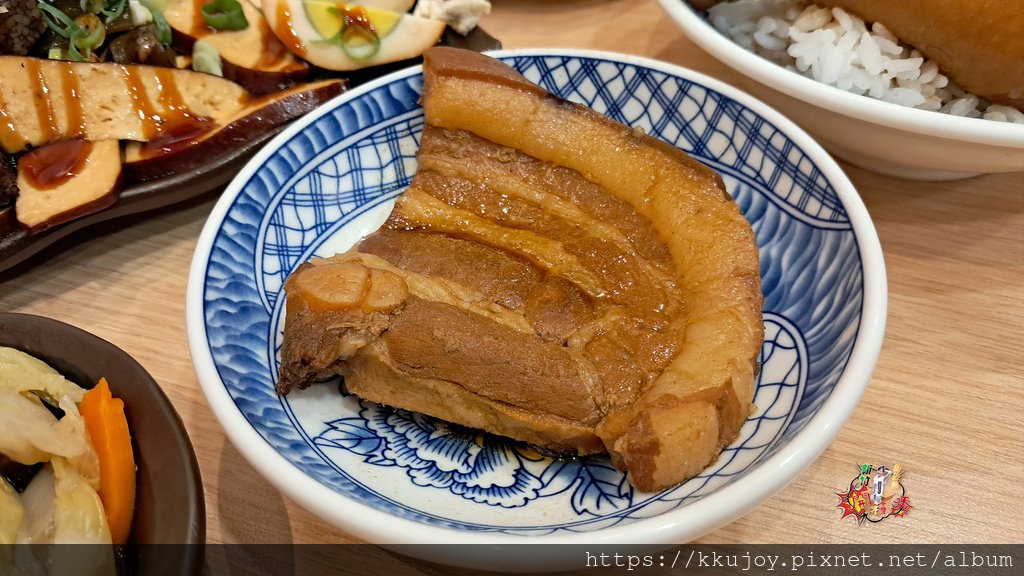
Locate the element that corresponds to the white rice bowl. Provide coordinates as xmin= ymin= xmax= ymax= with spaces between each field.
xmin=707 ymin=0 xmax=1024 ymax=123
xmin=658 ymin=0 xmax=1024 ymax=180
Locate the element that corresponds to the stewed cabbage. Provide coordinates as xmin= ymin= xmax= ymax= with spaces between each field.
xmin=0 ymin=347 xmax=111 ymax=545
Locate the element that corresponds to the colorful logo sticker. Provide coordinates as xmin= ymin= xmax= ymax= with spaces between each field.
xmin=836 ymin=463 xmax=912 ymax=524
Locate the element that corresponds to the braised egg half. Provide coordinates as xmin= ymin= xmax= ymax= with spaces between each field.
xmin=263 ymin=0 xmax=446 ymax=71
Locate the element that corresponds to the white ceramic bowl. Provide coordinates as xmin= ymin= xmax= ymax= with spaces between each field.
xmin=186 ymin=49 xmax=886 ymax=569
xmin=659 ymin=0 xmax=1024 ymax=181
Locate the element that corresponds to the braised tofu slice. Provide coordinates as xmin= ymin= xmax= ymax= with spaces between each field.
xmin=164 ymin=0 xmax=311 ymax=94
xmin=0 ymin=57 xmax=252 ymax=153
xmin=15 ymin=140 xmax=121 ymax=231
xmin=121 ymin=78 xmax=344 ymax=180
xmin=0 ymin=56 xmax=342 ymax=155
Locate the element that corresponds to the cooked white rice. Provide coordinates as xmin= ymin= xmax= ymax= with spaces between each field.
xmin=708 ymin=0 xmax=1024 ymax=123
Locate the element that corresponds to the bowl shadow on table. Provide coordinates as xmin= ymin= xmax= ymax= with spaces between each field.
xmin=209 ymin=440 xmax=463 ymax=575
xmin=203 ymin=544 xmax=627 ymax=576
xmin=209 ymin=440 xmax=639 ymax=576
xmin=206 ymin=439 xmax=299 ymax=575
xmin=204 ymin=545 xmax=491 ymax=576
xmin=209 ymin=438 xmax=292 ymax=552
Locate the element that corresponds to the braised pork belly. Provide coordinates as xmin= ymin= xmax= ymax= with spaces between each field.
xmin=277 ymin=47 xmax=763 ymax=491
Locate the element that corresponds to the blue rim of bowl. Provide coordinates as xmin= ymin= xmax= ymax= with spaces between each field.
xmin=657 ymin=0 xmax=1024 ymax=148
xmin=186 ymin=48 xmax=887 ymax=545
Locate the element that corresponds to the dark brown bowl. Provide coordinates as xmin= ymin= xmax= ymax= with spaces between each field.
xmin=0 ymin=313 xmax=204 ymax=570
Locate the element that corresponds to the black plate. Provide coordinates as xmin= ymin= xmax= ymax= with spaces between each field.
xmin=0 ymin=313 xmax=205 ymax=572
xmin=0 ymin=26 xmax=501 ymax=274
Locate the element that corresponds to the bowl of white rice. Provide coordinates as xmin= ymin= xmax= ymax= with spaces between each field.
xmin=659 ymin=0 xmax=1024 ymax=180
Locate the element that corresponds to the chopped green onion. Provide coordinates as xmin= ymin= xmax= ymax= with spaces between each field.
xmin=192 ymin=39 xmax=223 ymax=77
xmin=150 ymin=10 xmax=171 ymax=43
xmin=128 ymin=1 xmax=152 ymax=25
xmin=201 ymin=0 xmax=249 ymax=31
xmin=317 ymin=6 xmax=380 ymax=60
xmin=339 ymin=25 xmax=380 ymax=60
xmin=73 ymin=14 xmax=106 ymax=50
xmin=38 ymin=3 xmax=103 ymax=61
xmin=139 ymin=0 xmax=172 ymax=44
xmin=81 ymin=0 xmax=105 ymax=14
xmin=37 ymin=2 xmax=78 ymax=39
xmin=101 ymin=0 xmax=128 ymax=20
xmin=66 ymin=35 xmax=86 ymax=61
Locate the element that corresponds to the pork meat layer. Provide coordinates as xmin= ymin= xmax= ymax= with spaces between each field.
xmin=277 ymin=47 xmax=764 ymax=492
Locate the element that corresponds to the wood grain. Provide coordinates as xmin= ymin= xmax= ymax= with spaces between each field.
xmin=2 ymin=0 xmax=1022 ymax=554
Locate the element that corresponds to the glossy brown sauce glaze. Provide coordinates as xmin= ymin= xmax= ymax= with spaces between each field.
xmin=123 ymin=65 xmax=163 ymax=140
xmin=0 ymin=89 xmax=28 ymax=153
xmin=130 ymin=66 xmax=216 ymax=158
xmin=257 ymin=14 xmax=308 ymax=71
xmin=2 ymin=61 xmax=217 ymax=154
xmin=62 ymin=65 xmax=87 ymax=138
xmin=153 ymin=66 xmax=191 ymax=113
xmin=359 ymin=125 xmax=684 ymax=415
xmin=191 ymin=0 xmax=213 ymax=37
xmin=136 ymin=116 xmax=214 ymax=159
xmin=26 ymin=59 xmax=60 ymax=144
xmin=20 ymin=139 xmax=93 ymax=190
xmin=135 ymin=67 xmax=213 ymax=158
xmin=274 ymin=0 xmax=307 ymax=56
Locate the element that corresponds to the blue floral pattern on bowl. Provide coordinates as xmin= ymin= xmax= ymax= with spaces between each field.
xmin=197 ymin=53 xmax=866 ymax=534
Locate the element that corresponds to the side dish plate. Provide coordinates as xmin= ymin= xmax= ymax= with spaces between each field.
xmin=0 ymin=27 xmax=500 ymax=274
xmin=0 ymin=312 xmax=205 ymax=571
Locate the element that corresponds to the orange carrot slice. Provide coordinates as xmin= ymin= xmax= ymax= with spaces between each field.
xmin=80 ymin=378 xmax=136 ymax=544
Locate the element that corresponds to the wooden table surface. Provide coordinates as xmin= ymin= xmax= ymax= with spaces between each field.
xmin=3 ymin=0 xmax=1022 ymax=554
